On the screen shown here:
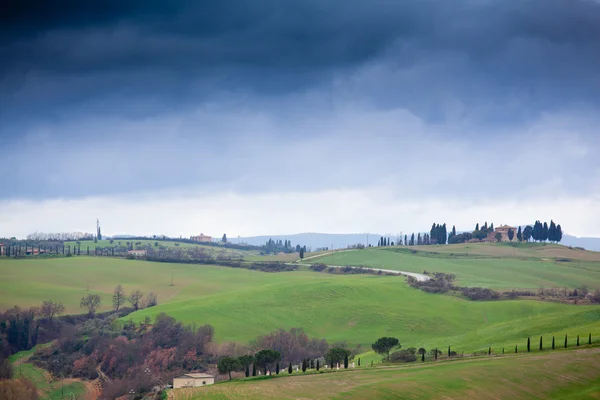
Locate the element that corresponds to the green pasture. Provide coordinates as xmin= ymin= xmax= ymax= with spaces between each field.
xmin=173 ymin=348 xmax=600 ymax=400
xmin=309 ymin=247 xmax=600 ymax=289
xmin=2 ymin=256 xmax=599 ymax=354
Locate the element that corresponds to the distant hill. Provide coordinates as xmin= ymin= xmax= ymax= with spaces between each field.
xmin=238 ymin=232 xmax=600 ymax=252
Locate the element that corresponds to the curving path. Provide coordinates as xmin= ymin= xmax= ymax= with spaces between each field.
xmin=324 ymin=265 xmax=431 ymax=282
xmin=294 ymin=262 xmax=431 ymax=282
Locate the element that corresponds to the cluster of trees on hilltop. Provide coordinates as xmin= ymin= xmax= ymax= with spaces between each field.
xmin=527 ymin=220 xmax=563 ymax=243
xmin=262 ymin=239 xmax=306 ymax=255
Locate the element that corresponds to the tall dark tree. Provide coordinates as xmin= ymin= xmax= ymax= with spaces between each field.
xmin=523 ymin=225 xmax=533 ymax=242
xmin=577 ymin=335 xmax=580 ymax=346
xmin=301 ymin=359 xmax=306 ymax=372
xmin=517 ymin=226 xmax=523 ymax=242
xmin=404 ymin=235 xmax=408 ymax=246
xmin=589 ymin=333 xmax=592 ymax=345
xmin=276 ymin=362 xmax=280 ymax=375
xmin=556 ymin=225 xmax=563 ymax=243
xmin=252 ymin=363 xmax=256 ymax=376
xmin=344 ymin=354 xmax=349 ymax=369
xmin=222 ymin=234 xmax=227 ymax=243
xmin=410 ymin=233 xmax=415 ymax=246
xmin=417 ymin=233 xmax=422 ymax=245
xmin=527 ymin=337 xmax=531 ymax=352
xmin=542 ymin=222 xmax=549 ymax=241
xmin=288 ymin=362 xmax=292 ymax=374
xmin=299 ymin=247 xmax=305 ymax=259
xmin=565 ymin=334 xmax=568 ymax=348
xmin=508 ymin=228 xmax=514 ymax=242
xmin=539 ymin=336 xmax=543 ymax=351
xmin=552 ymin=336 xmax=555 ymax=350
xmin=475 ymin=223 xmax=480 ymax=231
xmin=316 ymin=359 xmax=320 ymax=371
xmin=532 ymin=221 xmax=541 ymax=241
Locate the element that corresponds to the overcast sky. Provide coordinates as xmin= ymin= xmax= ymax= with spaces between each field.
xmin=2 ymin=0 xmax=600 ymax=238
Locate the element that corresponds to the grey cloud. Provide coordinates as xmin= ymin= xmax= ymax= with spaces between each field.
xmin=2 ymin=0 xmax=600 ymax=123
xmin=2 ymin=0 xmax=600 ymax=201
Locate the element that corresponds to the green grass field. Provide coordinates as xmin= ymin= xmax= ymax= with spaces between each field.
xmin=309 ymin=245 xmax=600 ymax=289
xmin=2 ymin=257 xmax=598 ymax=354
xmin=172 ymin=348 xmax=600 ymax=400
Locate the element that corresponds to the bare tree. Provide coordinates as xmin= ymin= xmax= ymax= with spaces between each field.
xmin=145 ymin=292 xmax=158 ymax=308
xmin=112 ymin=285 xmax=126 ymax=312
xmin=80 ymin=294 xmax=101 ymax=316
xmin=129 ymin=290 xmax=144 ymax=311
xmin=40 ymin=300 xmax=65 ymax=323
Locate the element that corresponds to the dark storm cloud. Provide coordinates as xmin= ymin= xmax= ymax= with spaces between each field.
xmin=2 ymin=0 xmax=599 ymax=120
xmin=1 ymin=0 xmax=600 ymax=201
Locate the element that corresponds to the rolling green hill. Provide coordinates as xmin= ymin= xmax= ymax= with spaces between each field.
xmin=172 ymin=348 xmax=600 ymax=400
xmin=2 ymin=257 xmax=598 ymax=354
xmin=308 ymin=244 xmax=600 ymax=289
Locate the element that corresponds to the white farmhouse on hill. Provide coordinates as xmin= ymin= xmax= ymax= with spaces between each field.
xmin=172 ymin=373 xmax=215 ymax=389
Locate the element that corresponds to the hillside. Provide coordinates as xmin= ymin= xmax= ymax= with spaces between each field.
xmin=173 ymin=348 xmax=600 ymax=400
xmin=3 ymin=257 xmax=598 ymax=353
xmin=308 ymin=244 xmax=600 ymax=289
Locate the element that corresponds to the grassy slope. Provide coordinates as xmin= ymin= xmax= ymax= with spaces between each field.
xmin=309 ymin=245 xmax=600 ymax=289
xmin=173 ymin=348 xmax=600 ymax=400
xmin=2 ymin=255 xmax=599 ymax=353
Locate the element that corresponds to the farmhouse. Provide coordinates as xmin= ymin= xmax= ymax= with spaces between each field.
xmin=172 ymin=373 xmax=215 ymax=389
xmin=487 ymin=225 xmax=517 ymax=242
xmin=191 ymin=233 xmax=212 ymax=243
xmin=127 ymin=249 xmax=147 ymax=257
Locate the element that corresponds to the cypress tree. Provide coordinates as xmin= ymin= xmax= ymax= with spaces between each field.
xmin=276 ymin=362 xmax=280 ymax=374
xmin=344 ymin=354 xmax=348 ymax=369
xmin=316 ymin=359 xmax=320 ymax=371
xmin=552 ymin=336 xmax=555 ymax=350
xmin=540 ymin=336 xmax=543 ymax=351
xmin=252 ymin=363 xmax=256 ymax=376
xmin=556 ymin=225 xmax=563 ymax=243
xmin=577 ymin=335 xmax=580 ymax=346
xmin=527 ymin=337 xmax=531 ymax=352
xmin=310 ymin=359 xmax=314 ymax=369
xmin=589 ymin=333 xmax=592 ymax=345
xmin=435 ymin=347 xmax=438 ymax=360
xmin=488 ymin=347 xmax=491 ymax=355
xmin=502 ymin=348 xmax=504 ymax=355
xmin=421 ymin=351 xmax=425 ymax=362
xmin=302 ymin=359 xmax=307 ymax=372
xmin=358 ymin=358 xmax=360 ymax=366
xmin=515 ymin=345 xmax=518 ymax=353
xmin=517 ymin=226 xmax=522 ymax=242
xmin=448 ymin=346 xmax=451 ymax=358
xmin=245 ymin=364 xmax=249 ymax=377
xmin=565 ymin=334 xmax=568 ymax=348
xmin=288 ymin=362 xmax=292 ymax=374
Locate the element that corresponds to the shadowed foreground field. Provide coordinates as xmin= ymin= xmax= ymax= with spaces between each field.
xmin=173 ymin=348 xmax=600 ymax=400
